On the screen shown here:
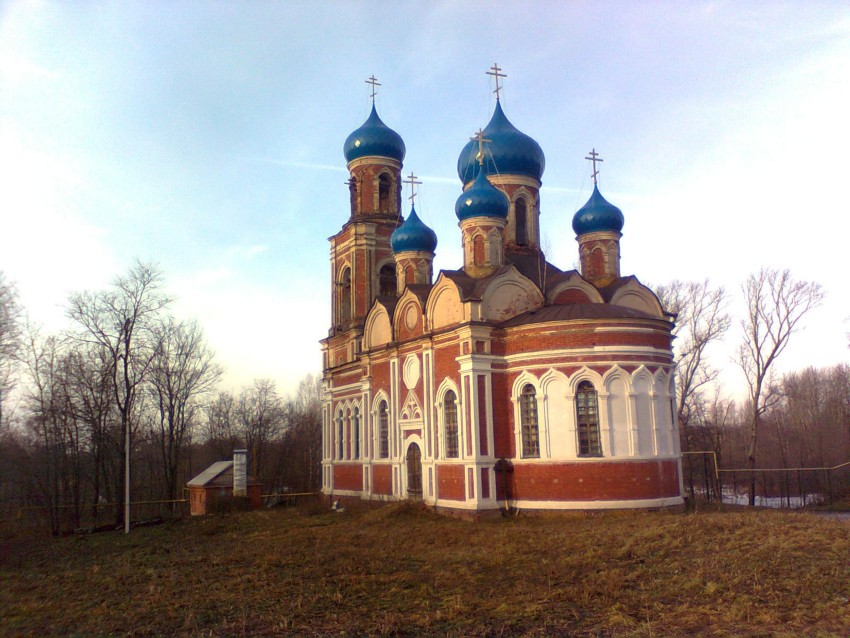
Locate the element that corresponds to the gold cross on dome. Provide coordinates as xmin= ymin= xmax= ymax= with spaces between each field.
xmin=585 ymin=148 xmax=604 ymax=185
xmin=403 ymin=172 xmax=422 ymax=206
xmin=471 ymin=128 xmax=492 ymax=167
xmin=486 ymin=63 xmax=507 ymax=99
xmin=365 ymin=75 xmax=382 ymax=103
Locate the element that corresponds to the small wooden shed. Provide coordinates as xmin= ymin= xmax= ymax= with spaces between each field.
xmin=187 ymin=458 xmax=262 ymax=515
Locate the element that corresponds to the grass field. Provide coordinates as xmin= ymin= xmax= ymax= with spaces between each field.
xmin=2 ymin=501 xmax=850 ymax=637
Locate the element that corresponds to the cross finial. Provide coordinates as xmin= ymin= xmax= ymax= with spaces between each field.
xmin=585 ymin=148 xmax=604 ymax=185
xmin=471 ymin=128 xmax=492 ymax=167
xmin=403 ymin=172 xmax=422 ymax=207
xmin=365 ymin=75 xmax=382 ymax=103
xmin=486 ymin=63 xmax=507 ymax=100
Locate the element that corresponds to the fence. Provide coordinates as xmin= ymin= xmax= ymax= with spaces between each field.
xmin=682 ymin=450 xmax=850 ymax=509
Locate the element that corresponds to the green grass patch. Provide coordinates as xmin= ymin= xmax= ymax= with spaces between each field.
xmin=2 ymin=504 xmax=849 ymax=636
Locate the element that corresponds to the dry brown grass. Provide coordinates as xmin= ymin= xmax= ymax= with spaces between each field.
xmin=2 ymin=502 xmax=850 ymax=636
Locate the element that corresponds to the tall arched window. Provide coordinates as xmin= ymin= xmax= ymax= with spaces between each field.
xmin=515 ymin=197 xmax=528 ymax=246
xmin=379 ymin=264 xmax=396 ymax=297
xmin=378 ymin=400 xmax=389 ymax=459
xmin=520 ymin=384 xmax=540 ymax=458
xmin=336 ymin=409 xmax=344 ymax=460
xmin=378 ymin=173 xmax=391 ymax=212
xmin=352 ymin=407 xmax=360 ymax=460
xmin=576 ymin=380 xmax=602 ymax=456
xmin=473 ymin=235 xmax=485 ymax=266
xmin=444 ymin=390 xmax=459 ymax=458
xmin=340 ymin=267 xmax=352 ymax=323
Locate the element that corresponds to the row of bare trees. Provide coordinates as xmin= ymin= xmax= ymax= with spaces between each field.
xmin=0 ymin=263 xmax=321 ymax=534
xmin=659 ymin=268 xmax=840 ymax=506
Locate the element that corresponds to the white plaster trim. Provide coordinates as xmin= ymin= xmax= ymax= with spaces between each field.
xmin=509 ymin=496 xmax=684 ymax=510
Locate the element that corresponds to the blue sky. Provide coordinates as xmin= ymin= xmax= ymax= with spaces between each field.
xmin=2 ymin=1 xmax=849 ymax=396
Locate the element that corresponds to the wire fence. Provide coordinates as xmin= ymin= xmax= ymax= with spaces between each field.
xmin=3 ymin=490 xmax=322 ymax=534
xmin=682 ymin=451 xmax=850 ymax=509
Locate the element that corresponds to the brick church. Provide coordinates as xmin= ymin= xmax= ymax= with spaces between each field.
xmin=321 ymin=70 xmax=683 ymax=512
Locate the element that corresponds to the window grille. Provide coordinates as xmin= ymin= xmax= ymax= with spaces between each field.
xmin=352 ymin=407 xmax=360 ymax=460
xmin=576 ymin=380 xmax=602 ymax=456
xmin=444 ymin=390 xmax=459 ymax=458
xmin=520 ymin=384 xmax=540 ymax=458
xmin=378 ymin=401 xmax=389 ymax=459
xmin=336 ymin=410 xmax=344 ymax=459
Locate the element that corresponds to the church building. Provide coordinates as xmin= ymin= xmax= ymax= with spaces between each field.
xmin=321 ymin=69 xmax=683 ymax=512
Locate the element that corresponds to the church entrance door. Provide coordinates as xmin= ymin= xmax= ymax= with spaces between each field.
xmin=406 ymin=443 xmax=422 ymax=499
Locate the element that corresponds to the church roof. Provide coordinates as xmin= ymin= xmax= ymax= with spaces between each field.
xmin=343 ymin=104 xmax=406 ymax=164
xmin=572 ymin=184 xmax=624 ymax=235
xmin=391 ymin=206 xmax=437 ymax=253
xmin=500 ymin=302 xmax=663 ymax=328
xmin=457 ymin=100 xmax=545 ymax=184
xmin=455 ymin=169 xmax=510 ymax=221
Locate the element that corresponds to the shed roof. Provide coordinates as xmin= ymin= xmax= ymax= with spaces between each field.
xmin=187 ymin=461 xmax=233 ymax=487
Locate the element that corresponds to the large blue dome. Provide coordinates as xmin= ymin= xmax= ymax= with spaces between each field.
xmin=455 ymin=170 xmax=509 ymax=221
xmin=343 ymin=104 xmax=406 ymax=164
xmin=572 ymin=184 xmax=624 ymax=235
xmin=391 ymin=206 xmax=438 ymax=253
xmin=457 ymin=100 xmax=545 ymax=184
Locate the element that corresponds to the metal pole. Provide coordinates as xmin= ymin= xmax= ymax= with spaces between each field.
xmin=125 ymin=423 xmax=130 ymax=534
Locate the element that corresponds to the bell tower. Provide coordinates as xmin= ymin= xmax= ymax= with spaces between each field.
xmin=327 ymin=78 xmax=405 ymax=357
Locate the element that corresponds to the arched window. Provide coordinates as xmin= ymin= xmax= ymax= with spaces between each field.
xmin=379 ymin=264 xmax=396 ymax=297
xmin=352 ymin=407 xmax=360 ymax=460
xmin=405 ymin=265 xmax=415 ymax=285
xmin=473 ymin=235 xmax=485 ymax=266
xmin=515 ymin=197 xmax=528 ymax=246
xmin=576 ymin=380 xmax=602 ymax=456
xmin=378 ymin=400 xmax=389 ymax=459
xmin=519 ymin=384 xmax=540 ymax=458
xmin=336 ymin=409 xmax=344 ymax=460
xmin=340 ymin=267 xmax=352 ymax=323
xmin=378 ymin=173 xmax=391 ymax=212
xmin=444 ymin=390 xmax=459 ymax=458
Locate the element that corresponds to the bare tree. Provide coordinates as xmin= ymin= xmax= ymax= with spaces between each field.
xmin=205 ymin=390 xmax=238 ymax=458
xmin=147 ymin=318 xmax=222 ymax=504
xmin=22 ymin=327 xmax=86 ymax=533
xmin=66 ymin=261 xmax=170 ymax=531
xmin=738 ymin=268 xmax=824 ymax=506
xmin=656 ymin=280 xmax=730 ymax=501
xmin=0 ymin=272 xmax=23 ymax=428
xmin=236 ymin=379 xmax=284 ymax=484
xmin=656 ymin=280 xmax=730 ymax=430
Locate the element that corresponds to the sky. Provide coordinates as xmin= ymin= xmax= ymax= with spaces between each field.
xmin=1 ymin=1 xmax=849 ymax=398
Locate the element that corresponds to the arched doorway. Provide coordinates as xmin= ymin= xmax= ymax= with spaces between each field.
xmin=406 ymin=443 xmax=422 ymax=499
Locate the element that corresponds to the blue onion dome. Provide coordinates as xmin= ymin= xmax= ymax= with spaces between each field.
xmin=391 ymin=206 xmax=438 ymax=253
xmin=455 ymin=169 xmax=510 ymax=221
xmin=572 ymin=184 xmax=625 ymax=235
xmin=456 ymin=100 xmax=545 ymax=184
xmin=343 ymin=104 xmax=406 ymax=164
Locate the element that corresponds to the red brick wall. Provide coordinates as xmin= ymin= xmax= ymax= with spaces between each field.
xmin=502 ymin=459 xmax=680 ymax=502
xmin=437 ymin=464 xmax=465 ymax=501
xmin=491 ymin=372 xmax=513 ymax=457
xmin=502 ymin=326 xmax=672 ymax=355
xmin=553 ymin=288 xmax=591 ymax=304
xmin=373 ymin=464 xmax=392 ymax=495
xmin=433 ymin=340 xmax=460 ymax=388
xmin=333 ymin=464 xmax=363 ymax=491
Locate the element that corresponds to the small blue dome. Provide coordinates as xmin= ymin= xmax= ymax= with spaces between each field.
xmin=455 ymin=169 xmax=509 ymax=221
xmin=572 ymin=185 xmax=625 ymax=235
xmin=391 ymin=206 xmax=438 ymax=253
xmin=343 ymin=104 xmax=406 ymax=164
xmin=457 ymin=100 xmax=545 ymax=183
